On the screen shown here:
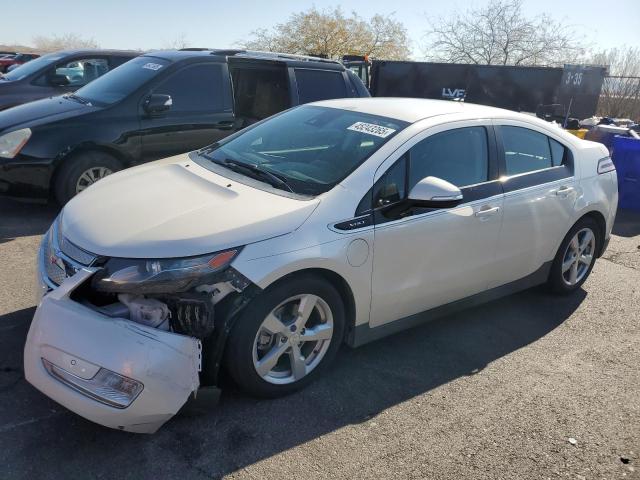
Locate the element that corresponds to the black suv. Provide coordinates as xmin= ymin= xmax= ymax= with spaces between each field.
xmin=0 ymin=49 xmax=138 ymax=111
xmin=0 ymin=49 xmax=369 ymax=203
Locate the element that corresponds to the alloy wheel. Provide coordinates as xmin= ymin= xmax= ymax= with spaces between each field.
xmin=75 ymin=167 xmax=113 ymax=193
xmin=561 ymin=227 xmax=596 ymax=286
xmin=252 ymin=294 xmax=334 ymax=385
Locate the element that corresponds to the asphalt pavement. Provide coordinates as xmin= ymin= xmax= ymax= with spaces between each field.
xmin=0 ymin=198 xmax=638 ymax=479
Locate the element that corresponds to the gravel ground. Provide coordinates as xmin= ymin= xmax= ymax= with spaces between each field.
xmin=0 ymin=199 xmax=638 ymax=480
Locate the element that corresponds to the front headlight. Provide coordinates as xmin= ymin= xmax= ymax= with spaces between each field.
xmin=92 ymin=248 xmax=240 ymax=294
xmin=0 ymin=128 xmax=31 ymax=158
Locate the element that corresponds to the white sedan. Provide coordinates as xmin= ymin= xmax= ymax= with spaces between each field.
xmin=25 ymin=98 xmax=618 ymax=433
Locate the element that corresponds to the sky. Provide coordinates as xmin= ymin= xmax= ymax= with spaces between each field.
xmin=2 ymin=0 xmax=639 ymax=58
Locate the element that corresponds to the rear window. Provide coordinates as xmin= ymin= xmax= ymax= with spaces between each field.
xmin=501 ymin=126 xmax=553 ymax=176
xmin=295 ymin=69 xmax=348 ymax=104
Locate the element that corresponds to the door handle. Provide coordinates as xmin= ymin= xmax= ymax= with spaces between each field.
xmin=214 ymin=121 xmax=235 ymax=130
xmin=474 ymin=206 xmax=500 ymax=218
xmin=555 ymin=186 xmax=575 ymax=197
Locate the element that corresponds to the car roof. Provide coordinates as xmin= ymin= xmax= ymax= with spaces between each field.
xmin=146 ymin=49 xmax=344 ymax=69
xmin=313 ymin=97 xmax=541 ymax=123
xmin=53 ymin=49 xmax=139 ymax=57
xmin=313 ymin=98 xmax=582 ymax=145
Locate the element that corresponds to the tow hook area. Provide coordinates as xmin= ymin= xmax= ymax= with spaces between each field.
xmin=24 ymin=269 xmax=203 ymax=433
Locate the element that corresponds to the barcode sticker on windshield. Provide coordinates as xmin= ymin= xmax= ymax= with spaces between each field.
xmin=347 ymin=122 xmax=396 ymax=138
xmin=142 ymin=62 xmax=163 ymax=71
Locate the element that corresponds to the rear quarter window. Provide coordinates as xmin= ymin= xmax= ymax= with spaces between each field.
xmin=549 ymin=137 xmax=567 ymax=166
xmin=295 ymin=69 xmax=348 ymax=104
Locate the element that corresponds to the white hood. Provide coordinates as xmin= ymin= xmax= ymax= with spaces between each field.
xmin=61 ymin=156 xmax=319 ymax=258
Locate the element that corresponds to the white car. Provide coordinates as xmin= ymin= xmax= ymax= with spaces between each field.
xmin=25 ymin=98 xmax=618 ymax=433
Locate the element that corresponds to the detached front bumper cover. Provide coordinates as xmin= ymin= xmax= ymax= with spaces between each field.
xmin=25 ymin=269 xmax=201 ymax=433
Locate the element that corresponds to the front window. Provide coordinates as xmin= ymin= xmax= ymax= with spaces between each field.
xmin=409 ymin=126 xmax=489 ymax=188
xmin=357 ymin=126 xmax=491 ymax=214
xmin=152 ymin=63 xmax=224 ymax=113
xmin=1 ymin=52 xmax=65 ymax=81
xmin=73 ymin=56 xmax=170 ymax=106
xmin=201 ymin=105 xmax=408 ymax=196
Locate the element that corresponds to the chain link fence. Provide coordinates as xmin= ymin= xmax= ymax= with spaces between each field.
xmin=597 ymin=76 xmax=640 ymax=121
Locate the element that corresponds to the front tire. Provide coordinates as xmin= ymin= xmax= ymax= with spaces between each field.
xmin=225 ymin=275 xmax=345 ymax=398
xmin=54 ymin=151 xmax=122 ymax=205
xmin=547 ymin=217 xmax=600 ymax=294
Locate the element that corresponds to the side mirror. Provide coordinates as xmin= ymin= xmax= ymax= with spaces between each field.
xmin=408 ymin=176 xmax=463 ymax=208
xmin=48 ymin=73 xmax=70 ymax=86
xmin=144 ymin=94 xmax=172 ymax=115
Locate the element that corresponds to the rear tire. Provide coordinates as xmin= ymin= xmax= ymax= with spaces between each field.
xmin=54 ymin=151 xmax=122 ymax=205
xmin=224 ymin=274 xmax=345 ymax=398
xmin=547 ymin=217 xmax=600 ymax=294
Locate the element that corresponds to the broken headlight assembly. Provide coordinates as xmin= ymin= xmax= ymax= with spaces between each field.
xmin=92 ymin=248 xmax=241 ymax=295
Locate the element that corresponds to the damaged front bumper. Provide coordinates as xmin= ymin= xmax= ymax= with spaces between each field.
xmin=24 ymin=269 xmax=201 ymax=433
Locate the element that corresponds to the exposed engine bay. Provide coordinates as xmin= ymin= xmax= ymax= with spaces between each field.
xmin=72 ymin=269 xmax=253 ymax=341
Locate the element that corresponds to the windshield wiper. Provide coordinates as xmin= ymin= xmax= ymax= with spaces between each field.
xmin=64 ymin=93 xmax=91 ymax=105
xmin=208 ymin=157 xmax=294 ymax=193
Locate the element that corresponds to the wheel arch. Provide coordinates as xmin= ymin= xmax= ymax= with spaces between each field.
xmin=579 ymin=210 xmax=607 ymax=257
xmin=48 ymin=144 xmax=130 ymax=200
xmin=260 ymin=268 xmax=357 ymax=346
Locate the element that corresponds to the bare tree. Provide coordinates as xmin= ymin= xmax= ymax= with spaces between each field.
xmin=590 ymin=46 xmax=640 ymax=120
xmin=163 ymin=32 xmax=190 ymax=50
xmin=424 ymin=0 xmax=583 ymax=66
xmin=32 ymin=33 xmax=98 ymax=52
xmin=242 ymin=7 xmax=410 ymax=60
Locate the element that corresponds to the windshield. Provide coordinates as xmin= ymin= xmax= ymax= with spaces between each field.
xmin=73 ymin=56 xmax=168 ymax=106
xmin=201 ymin=105 xmax=408 ymax=196
xmin=2 ymin=52 xmax=65 ymax=81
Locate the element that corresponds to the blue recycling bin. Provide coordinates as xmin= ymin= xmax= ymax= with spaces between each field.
xmin=585 ymin=125 xmax=629 ymax=150
xmin=612 ymin=136 xmax=640 ymax=211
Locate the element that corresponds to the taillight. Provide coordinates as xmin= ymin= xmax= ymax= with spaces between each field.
xmin=597 ymin=157 xmax=615 ymax=174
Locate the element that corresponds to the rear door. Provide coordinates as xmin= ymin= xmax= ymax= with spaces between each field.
xmin=228 ymin=59 xmax=291 ymax=125
xmin=139 ymin=61 xmax=235 ymax=161
xmin=488 ymin=121 xmax=577 ymax=288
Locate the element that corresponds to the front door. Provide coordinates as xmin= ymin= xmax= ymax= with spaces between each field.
xmin=140 ymin=62 xmax=236 ymax=162
xmin=369 ymin=123 xmax=504 ymax=328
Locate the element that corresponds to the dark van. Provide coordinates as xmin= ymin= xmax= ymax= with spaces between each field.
xmin=0 ymin=49 xmax=369 ymax=203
